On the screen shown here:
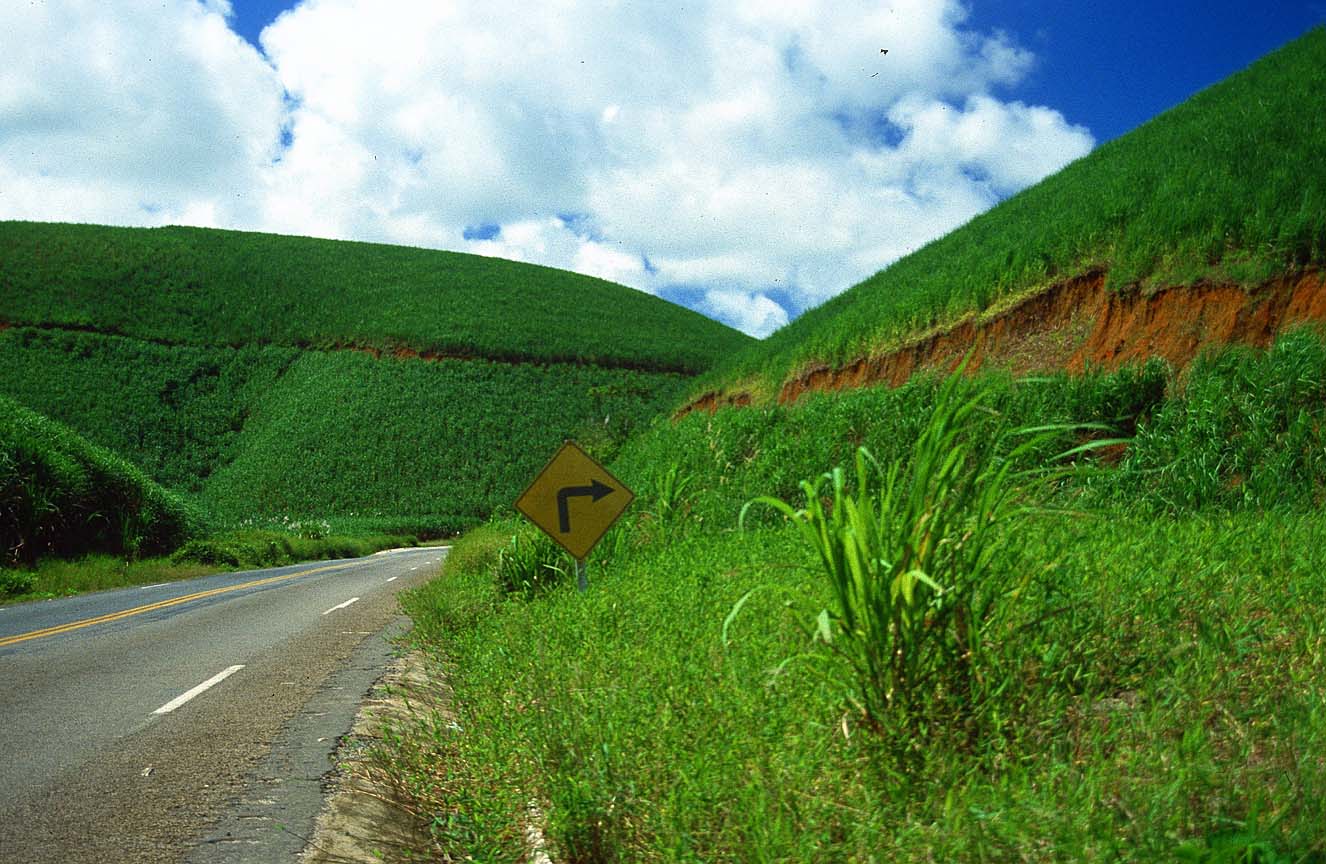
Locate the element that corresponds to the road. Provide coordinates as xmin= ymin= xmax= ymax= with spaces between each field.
xmin=0 ymin=546 xmax=445 ymax=863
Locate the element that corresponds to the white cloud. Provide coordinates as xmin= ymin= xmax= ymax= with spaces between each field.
xmin=0 ymin=0 xmax=283 ymax=228
xmin=701 ymin=288 xmax=790 ymax=340
xmin=0 ymin=0 xmax=1094 ymax=338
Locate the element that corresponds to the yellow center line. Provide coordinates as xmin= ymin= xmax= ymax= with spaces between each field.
xmin=0 ymin=560 xmax=359 ymax=649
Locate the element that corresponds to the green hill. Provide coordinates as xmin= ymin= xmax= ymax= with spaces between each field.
xmin=699 ymin=26 xmax=1326 ymax=399
xmin=0 ymin=223 xmax=751 ymax=537
xmin=0 ymin=221 xmax=747 ymax=373
xmin=0 ymin=394 xmax=200 ymax=571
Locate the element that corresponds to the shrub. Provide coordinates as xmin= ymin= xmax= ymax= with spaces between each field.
xmin=0 ymin=395 xmax=203 ymax=564
xmin=742 ymin=370 xmax=1051 ymax=744
xmin=495 ymin=526 xmax=571 ymax=596
xmin=0 ymin=568 xmax=36 ymax=597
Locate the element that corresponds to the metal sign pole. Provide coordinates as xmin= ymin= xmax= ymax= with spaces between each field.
xmin=576 ymin=558 xmax=588 ymax=592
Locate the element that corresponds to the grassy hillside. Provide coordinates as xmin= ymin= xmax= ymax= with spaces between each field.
xmin=0 ymin=326 xmax=685 ymax=534
xmin=0 ymin=395 xmax=200 ymax=575
xmin=367 ymin=34 xmax=1326 ymax=857
xmin=392 ymin=330 xmax=1326 ymax=860
xmin=0 ymin=327 xmax=296 ymax=492
xmin=703 ymin=26 xmax=1326 ymax=394
xmin=0 ymin=221 xmax=751 ymax=373
xmin=199 ymin=351 xmax=687 ymax=529
xmin=0 ymin=223 xmax=747 ymax=543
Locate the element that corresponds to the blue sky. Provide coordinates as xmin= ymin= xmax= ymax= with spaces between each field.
xmin=2 ymin=1 xmax=1322 ymax=337
xmin=966 ymin=1 xmax=1326 ymax=141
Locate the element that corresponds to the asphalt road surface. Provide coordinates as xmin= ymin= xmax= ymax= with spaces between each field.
xmin=0 ymin=546 xmax=445 ymax=863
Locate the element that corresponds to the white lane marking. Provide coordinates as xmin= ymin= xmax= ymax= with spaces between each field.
xmin=153 ymin=665 xmax=245 ymax=715
xmin=322 ymin=597 xmax=360 ymax=615
xmin=387 ymin=576 xmax=399 ymax=583
xmin=140 ymin=583 xmax=169 ymax=590
xmin=409 ymin=566 xmax=418 ymax=571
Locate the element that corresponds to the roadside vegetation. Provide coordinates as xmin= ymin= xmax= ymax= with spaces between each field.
xmin=1 ymin=531 xmax=419 ymax=606
xmin=388 ymin=329 xmax=1326 ymax=861
xmin=701 ymin=26 xmax=1326 ymax=394
xmin=0 ymin=393 xmax=422 ymax=600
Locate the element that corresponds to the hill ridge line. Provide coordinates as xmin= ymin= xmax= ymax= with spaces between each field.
xmin=679 ymin=266 xmax=1326 ymax=416
xmin=0 ymin=319 xmax=693 ymax=377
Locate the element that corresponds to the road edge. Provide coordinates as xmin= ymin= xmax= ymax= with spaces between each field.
xmin=185 ymin=616 xmax=420 ymax=863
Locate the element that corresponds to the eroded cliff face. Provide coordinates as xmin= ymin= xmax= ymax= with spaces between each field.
xmin=680 ymin=268 xmax=1326 ymax=416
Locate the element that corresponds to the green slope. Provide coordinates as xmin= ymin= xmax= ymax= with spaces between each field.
xmin=705 ymin=26 xmax=1326 ymax=394
xmin=199 ymin=351 xmax=687 ymax=529
xmin=0 ymin=224 xmax=747 ymax=537
xmin=1 ymin=394 xmax=200 ymax=568
xmin=0 ymin=221 xmax=751 ymax=373
xmin=394 ymin=329 xmax=1326 ymax=860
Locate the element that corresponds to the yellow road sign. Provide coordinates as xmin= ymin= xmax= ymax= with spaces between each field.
xmin=515 ymin=441 xmax=635 ymax=560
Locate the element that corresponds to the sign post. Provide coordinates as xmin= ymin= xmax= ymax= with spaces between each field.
xmin=515 ymin=441 xmax=634 ymax=591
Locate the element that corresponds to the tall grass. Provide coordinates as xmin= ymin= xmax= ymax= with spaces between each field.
xmin=617 ymin=359 xmax=1170 ymax=528
xmin=493 ymin=524 xmax=572 ymax=596
xmin=394 ymin=508 xmax=1326 ymax=861
xmin=741 ymin=372 xmax=1048 ymax=743
xmin=383 ymin=333 xmax=1326 ymax=860
xmin=1107 ymin=328 xmax=1326 ymax=511
xmin=0 ymin=395 xmax=202 ymax=570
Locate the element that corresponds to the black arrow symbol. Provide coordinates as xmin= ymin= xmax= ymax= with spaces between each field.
xmin=557 ymin=479 xmax=615 ymax=533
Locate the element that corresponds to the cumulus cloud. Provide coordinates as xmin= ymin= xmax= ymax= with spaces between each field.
xmin=0 ymin=0 xmax=283 ymax=228
xmin=701 ymin=289 xmax=791 ymax=340
xmin=0 ymin=0 xmax=1094 ymax=337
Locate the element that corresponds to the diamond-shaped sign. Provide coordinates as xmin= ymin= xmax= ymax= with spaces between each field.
xmin=515 ymin=441 xmax=635 ymax=560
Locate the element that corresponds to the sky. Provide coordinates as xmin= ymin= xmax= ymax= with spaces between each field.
xmin=2 ymin=2 xmax=1322 ymax=338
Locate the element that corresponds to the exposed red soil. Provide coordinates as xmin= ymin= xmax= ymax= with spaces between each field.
xmin=685 ymin=390 xmax=752 ymax=413
xmin=679 ymin=268 xmax=1326 ymax=416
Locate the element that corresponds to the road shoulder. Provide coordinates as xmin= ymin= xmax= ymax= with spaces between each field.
xmin=186 ymin=618 xmax=426 ymax=863
xmin=299 ymin=650 xmax=443 ymax=863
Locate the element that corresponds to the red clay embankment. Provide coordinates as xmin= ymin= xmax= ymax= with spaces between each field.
xmin=680 ymin=268 xmax=1326 ymax=416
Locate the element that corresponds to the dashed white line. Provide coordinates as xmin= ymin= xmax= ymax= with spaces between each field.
xmin=139 ymin=583 xmax=169 ymax=590
xmin=387 ymin=576 xmax=399 ymax=583
xmin=322 ymin=597 xmax=360 ymax=615
xmin=409 ymin=566 xmax=418 ymax=571
xmin=153 ymin=665 xmax=245 ymax=715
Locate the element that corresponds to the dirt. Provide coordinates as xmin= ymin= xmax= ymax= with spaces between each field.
xmin=678 ymin=268 xmax=1326 ymax=415
xmin=299 ymin=651 xmax=440 ymax=864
